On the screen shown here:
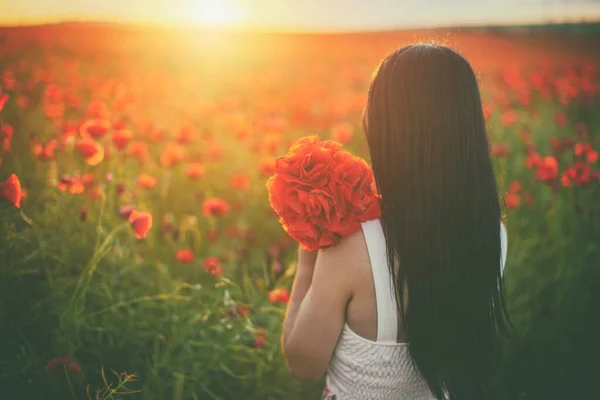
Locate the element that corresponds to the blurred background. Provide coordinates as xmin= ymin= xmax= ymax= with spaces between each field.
xmin=0 ymin=1 xmax=599 ymax=400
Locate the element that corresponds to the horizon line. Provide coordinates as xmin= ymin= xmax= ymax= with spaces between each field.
xmin=1 ymin=15 xmax=600 ymax=34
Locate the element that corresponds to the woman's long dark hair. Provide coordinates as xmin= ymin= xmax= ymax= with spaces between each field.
xmin=364 ymin=44 xmax=510 ymax=399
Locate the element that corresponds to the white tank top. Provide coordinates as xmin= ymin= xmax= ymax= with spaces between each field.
xmin=323 ymin=219 xmax=508 ymax=400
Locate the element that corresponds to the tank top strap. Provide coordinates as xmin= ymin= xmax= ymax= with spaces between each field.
xmin=361 ymin=219 xmax=398 ymax=343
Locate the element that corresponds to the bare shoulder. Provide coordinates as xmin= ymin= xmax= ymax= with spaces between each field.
xmin=316 ymin=227 xmax=371 ymax=291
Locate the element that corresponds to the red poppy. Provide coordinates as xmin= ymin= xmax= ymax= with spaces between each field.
xmin=331 ymin=121 xmax=354 ymax=144
xmin=118 ymin=205 xmax=136 ymax=220
xmin=112 ymin=129 xmax=132 ymax=150
xmin=260 ymin=157 xmax=276 ymax=177
xmin=536 ymin=156 xmax=559 ymax=182
xmin=175 ymin=249 xmax=195 ymax=264
xmin=1 ymin=173 xmax=22 ymax=208
xmin=76 ymin=139 xmax=104 ymax=166
xmin=203 ymin=197 xmax=230 ymax=217
xmin=230 ymin=302 xmax=250 ymax=318
xmin=254 ymin=328 xmax=267 ymax=348
xmin=137 ymin=173 xmax=157 ymax=189
xmin=128 ymin=210 xmax=152 ymax=239
xmin=45 ymin=357 xmax=81 ymax=375
xmin=128 ymin=141 xmax=149 ymax=161
xmin=32 ymin=139 xmax=58 ymax=162
xmin=203 ymin=257 xmax=224 ymax=277
xmin=491 ymin=143 xmax=510 ymax=158
xmin=268 ymin=288 xmax=290 ymax=304
xmin=79 ymin=118 xmax=112 ymax=139
xmin=230 ymin=172 xmax=251 ymax=191
xmin=525 ymin=152 xmax=541 ymax=169
xmin=505 ymin=192 xmax=521 ymax=209
xmin=159 ymin=144 xmax=186 ymax=168
xmin=185 ymin=163 xmax=205 ymax=180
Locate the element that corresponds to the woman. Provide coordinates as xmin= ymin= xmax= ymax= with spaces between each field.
xmin=281 ymin=44 xmax=510 ymax=400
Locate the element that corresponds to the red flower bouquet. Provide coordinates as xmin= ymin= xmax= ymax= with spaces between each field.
xmin=267 ymin=136 xmax=380 ymax=251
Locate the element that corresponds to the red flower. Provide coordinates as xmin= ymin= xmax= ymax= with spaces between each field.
xmin=203 ymin=197 xmax=230 ymax=217
xmin=1 ymin=174 xmax=22 ymax=208
xmin=203 ymin=257 xmax=224 ymax=277
xmin=137 ymin=173 xmax=157 ymax=189
xmin=536 ymin=156 xmax=559 ymax=182
xmin=185 ymin=163 xmax=205 ymax=180
xmin=505 ymin=193 xmax=521 ymax=209
xmin=175 ymin=249 xmax=195 ymax=264
xmin=112 ymin=129 xmax=132 ymax=150
xmin=76 ymin=139 xmax=104 ymax=166
xmin=260 ymin=157 xmax=276 ymax=177
xmin=128 ymin=141 xmax=149 ymax=161
xmin=525 ymin=152 xmax=541 ymax=169
xmin=554 ymin=112 xmax=567 ymax=127
xmin=331 ymin=121 xmax=354 ymax=144
xmin=118 ymin=205 xmax=135 ymax=220
xmin=491 ymin=143 xmax=510 ymax=158
xmin=268 ymin=288 xmax=290 ymax=304
xmin=128 ymin=211 xmax=152 ymax=239
xmin=228 ymin=301 xmax=250 ymax=318
xmin=254 ymin=328 xmax=267 ymax=348
xmin=230 ymin=172 xmax=251 ymax=191
xmin=32 ymin=139 xmax=58 ymax=162
xmin=267 ymin=136 xmax=380 ymax=251
xmin=45 ymin=357 xmax=81 ymax=375
xmin=79 ymin=118 xmax=111 ymax=139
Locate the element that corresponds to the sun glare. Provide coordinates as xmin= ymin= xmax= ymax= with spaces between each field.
xmin=189 ymin=0 xmax=245 ymax=26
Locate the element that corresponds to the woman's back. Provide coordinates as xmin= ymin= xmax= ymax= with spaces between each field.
xmin=323 ymin=219 xmax=508 ymax=400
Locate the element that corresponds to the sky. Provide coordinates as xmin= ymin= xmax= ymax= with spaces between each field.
xmin=1 ymin=0 xmax=599 ymax=31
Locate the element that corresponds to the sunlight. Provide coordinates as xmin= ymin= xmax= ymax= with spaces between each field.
xmin=189 ymin=0 xmax=246 ymax=26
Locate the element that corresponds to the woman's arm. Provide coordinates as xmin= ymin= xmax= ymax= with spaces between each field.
xmin=281 ymin=247 xmax=318 ymax=353
xmin=281 ymin=231 xmax=366 ymax=381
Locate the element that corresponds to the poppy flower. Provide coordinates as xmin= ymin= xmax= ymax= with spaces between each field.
xmin=536 ymin=156 xmax=559 ymax=182
xmin=79 ymin=118 xmax=112 ymax=139
xmin=112 ymin=129 xmax=132 ymax=150
xmin=525 ymin=152 xmax=541 ymax=169
xmin=128 ymin=210 xmax=152 ymax=239
xmin=128 ymin=141 xmax=149 ymax=161
xmin=137 ymin=173 xmax=157 ymax=189
xmin=268 ymin=288 xmax=290 ymax=304
xmin=331 ymin=121 xmax=354 ymax=144
xmin=228 ymin=302 xmax=250 ymax=318
xmin=202 ymin=197 xmax=230 ymax=217
xmin=76 ymin=139 xmax=104 ymax=166
xmin=45 ymin=357 xmax=81 ymax=375
xmin=203 ymin=257 xmax=224 ymax=277
xmin=230 ymin=173 xmax=251 ymax=191
xmin=505 ymin=192 xmax=521 ymax=209
xmin=491 ymin=143 xmax=510 ymax=158
xmin=259 ymin=157 xmax=276 ymax=177
xmin=175 ymin=249 xmax=195 ymax=264
xmin=0 ymin=91 xmax=7 ymax=112
xmin=32 ymin=139 xmax=58 ymax=162
xmin=254 ymin=328 xmax=267 ymax=348
xmin=118 ymin=205 xmax=136 ymax=220
xmin=185 ymin=163 xmax=205 ymax=180
xmin=1 ymin=173 xmax=22 ymax=208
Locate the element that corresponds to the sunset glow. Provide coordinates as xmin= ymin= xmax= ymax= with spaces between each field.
xmin=188 ymin=0 xmax=246 ymax=26
xmin=1 ymin=0 xmax=599 ymax=30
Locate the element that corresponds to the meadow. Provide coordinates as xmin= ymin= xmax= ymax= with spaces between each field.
xmin=0 ymin=23 xmax=599 ymax=400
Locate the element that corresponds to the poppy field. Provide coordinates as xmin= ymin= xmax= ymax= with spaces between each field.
xmin=1 ymin=23 xmax=600 ymax=400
